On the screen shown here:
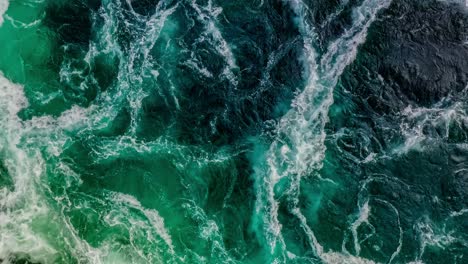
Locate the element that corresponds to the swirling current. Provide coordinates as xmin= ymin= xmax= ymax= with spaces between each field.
xmin=0 ymin=0 xmax=468 ymax=263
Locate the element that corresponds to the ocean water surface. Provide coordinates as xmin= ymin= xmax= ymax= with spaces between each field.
xmin=0 ymin=0 xmax=468 ymax=263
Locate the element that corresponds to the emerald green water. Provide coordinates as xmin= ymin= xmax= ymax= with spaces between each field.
xmin=0 ymin=0 xmax=467 ymax=263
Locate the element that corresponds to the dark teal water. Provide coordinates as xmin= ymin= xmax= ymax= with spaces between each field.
xmin=0 ymin=0 xmax=467 ymax=263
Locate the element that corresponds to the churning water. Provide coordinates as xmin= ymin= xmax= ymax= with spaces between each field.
xmin=0 ymin=0 xmax=467 ymax=263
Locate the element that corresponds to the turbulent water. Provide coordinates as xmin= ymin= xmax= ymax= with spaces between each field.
xmin=0 ymin=0 xmax=467 ymax=263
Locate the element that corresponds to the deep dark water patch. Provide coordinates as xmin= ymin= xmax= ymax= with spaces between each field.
xmin=318 ymin=0 xmax=468 ymax=263
xmin=344 ymin=0 xmax=468 ymax=110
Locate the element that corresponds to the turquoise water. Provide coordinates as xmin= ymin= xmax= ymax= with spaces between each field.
xmin=0 ymin=0 xmax=467 ymax=263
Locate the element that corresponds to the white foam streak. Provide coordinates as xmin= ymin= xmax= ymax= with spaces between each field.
xmin=352 ymin=175 xmax=407 ymax=263
xmin=4 ymin=14 xmax=42 ymax=29
xmin=254 ymin=0 xmax=392 ymax=260
xmin=450 ymin=208 xmax=468 ymax=217
xmin=396 ymin=98 xmax=468 ymax=154
xmin=375 ymin=199 xmax=402 ymax=264
xmin=139 ymin=2 xmax=179 ymax=72
xmin=184 ymin=57 xmax=214 ymax=78
xmin=191 ymin=0 xmax=238 ymax=87
xmin=181 ymin=201 xmax=236 ymax=263
xmin=321 ymin=0 xmax=390 ymax=79
xmin=127 ymin=3 xmax=178 ymax=134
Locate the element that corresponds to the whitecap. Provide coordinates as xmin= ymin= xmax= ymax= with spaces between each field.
xmin=0 ymin=0 xmax=8 ymax=26
xmin=394 ymin=98 xmax=468 ymax=154
xmin=110 ymin=192 xmax=174 ymax=253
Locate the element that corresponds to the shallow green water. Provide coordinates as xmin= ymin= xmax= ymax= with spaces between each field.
xmin=0 ymin=0 xmax=468 ymax=263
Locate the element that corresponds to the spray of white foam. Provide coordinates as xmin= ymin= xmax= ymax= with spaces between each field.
xmin=110 ymin=193 xmax=174 ymax=254
xmin=320 ymin=252 xmax=378 ymax=264
xmin=181 ymin=201 xmax=236 ymax=263
xmin=190 ymin=0 xmax=238 ymax=87
xmin=415 ymin=218 xmax=457 ymax=261
xmin=121 ymin=1 xmax=179 ymax=134
xmin=0 ymin=0 xmax=8 ymax=26
xmin=395 ymin=90 xmax=468 ymax=154
xmin=83 ymin=0 xmax=180 ymax=136
xmin=253 ymin=0 xmax=392 ymax=262
xmin=450 ymin=208 xmax=468 ymax=217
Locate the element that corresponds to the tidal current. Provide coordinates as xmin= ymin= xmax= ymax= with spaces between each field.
xmin=0 ymin=0 xmax=467 ymax=263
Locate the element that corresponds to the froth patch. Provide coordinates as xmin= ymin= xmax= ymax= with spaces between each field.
xmin=0 ymin=0 xmax=8 ymax=26
xmin=0 ymin=72 xmax=27 ymax=117
xmin=110 ymin=192 xmax=174 ymax=253
xmin=321 ymin=252 xmax=378 ymax=264
xmin=0 ymin=73 xmax=58 ymax=264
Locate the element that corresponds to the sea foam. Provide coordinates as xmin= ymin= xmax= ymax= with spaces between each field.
xmin=0 ymin=0 xmax=8 ymax=26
